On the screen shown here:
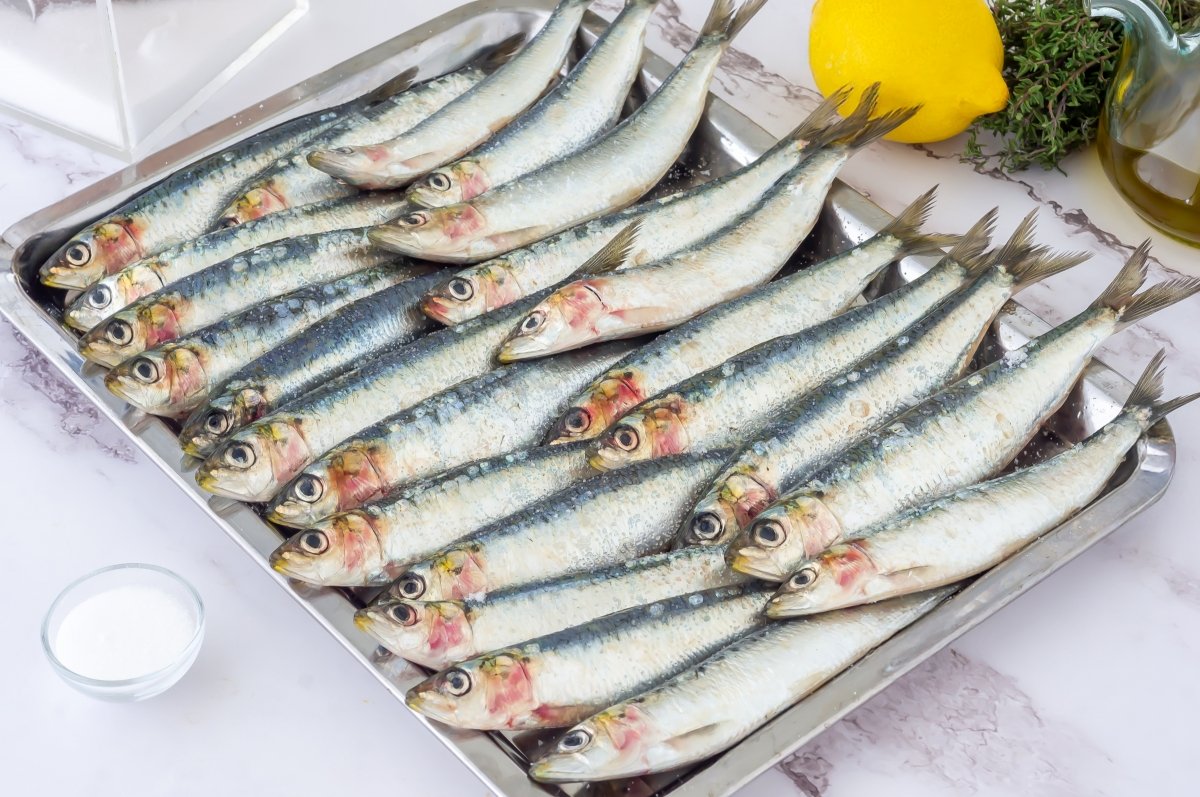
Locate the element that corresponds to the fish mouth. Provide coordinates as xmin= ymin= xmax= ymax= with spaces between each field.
xmin=727 ymin=548 xmax=789 ymax=582
xmin=528 ymin=755 xmax=597 ymax=784
xmin=366 ymin=224 xmax=424 ymax=257
xmin=420 ymin=294 xmax=461 ymax=325
xmin=64 ymin=303 xmax=103 ymax=332
xmin=40 ymin=264 xmax=96 ymax=291
xmin=404 ymin=687 xmax=458 ymax=725
xmin=81 ymin=340 xmax=132 ymax=368
xmin=763 ymin=593 xmax=813 ymax=618
xmin=496 ymin=334 xmax=554 ymax=363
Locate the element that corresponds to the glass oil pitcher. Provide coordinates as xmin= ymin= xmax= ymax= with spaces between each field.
xmin=1091 ymin=0 xmax=1200 ymax=244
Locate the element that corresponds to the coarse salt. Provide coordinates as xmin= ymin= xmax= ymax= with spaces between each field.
xmin=53 ymin=585 xmax=196 ymax=681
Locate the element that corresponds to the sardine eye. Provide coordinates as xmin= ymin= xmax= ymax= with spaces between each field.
xmin=86 ymin=284 xmax=111 ymax=309
xmin=105 ymin=319 xmax=133 ymax=345
xmin=218 ymin=217 xmax=240 ymax=229
xmin=131 ymin=357 xmax=158 ymax=383
xmin=389 ymin=603 xmax=418 ymax=626
xmin=396 ymin=573 xmax=426 ymax=600
xmin=204 ymin=410 xmax=229 ymax=435
xmin=299 ymin=531 xmax=328 ymax=554
xmin=333 ymin=146 xmax=356 ymax=155
xmin=443 ymin=668 xmax=471 ymax=696
xmin=426 ymin=172 xmax=452 ymax=191
xmin=752 ymin=519 xmax=785 ymax=548
xmin=691 ymin=512 xmax=723 ymax=541
xmin=611 ymin=425 xmax=640 ymax=452
xmin=560 ymin=407 xmax=591 ymax=435
xmin=446 ymin=278 xmax=473 ymax=301
xmin=557 ymin=729 xmax=592 ymax=752
xmin=294 ymin=474 xmax=323 ymax=503
xmin=399 ymin=211 xmax=429 ymax=227
xmin=789 ymin=566 xmax=818 ymax=589
xmin=64 ymin=242 xmax=91 ymax=266
xmin=519 ymin=311 xmax=545 ymax=334
xmin=224 ymin=443 xmax=255 ymax=468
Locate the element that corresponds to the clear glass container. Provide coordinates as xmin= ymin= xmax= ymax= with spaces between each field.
xmin=42 ymin=563 xmax=205 ymax=701
xmin=0 ymin=0 xmax=308 ymax=159
xmin=1091 ymin=0 xmax=1200 ymax=244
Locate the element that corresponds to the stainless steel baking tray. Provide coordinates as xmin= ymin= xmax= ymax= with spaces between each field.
xmin=0 ymin=2 xmax=1177 ymax=795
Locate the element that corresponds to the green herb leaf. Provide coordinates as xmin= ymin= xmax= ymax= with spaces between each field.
xmin=963 ymin=0 xmax=1200 ymax=173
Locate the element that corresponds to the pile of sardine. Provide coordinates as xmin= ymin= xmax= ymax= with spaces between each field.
xmin=41 ymin=0 xmax=1200 ymax=783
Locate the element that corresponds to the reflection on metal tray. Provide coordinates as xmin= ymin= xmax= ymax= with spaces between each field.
xmin=0 ymin=2 xmax=1176 ymax=795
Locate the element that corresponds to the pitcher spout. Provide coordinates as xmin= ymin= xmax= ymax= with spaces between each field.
xmin=1088 ymin=0 xmax=1182 ymax=52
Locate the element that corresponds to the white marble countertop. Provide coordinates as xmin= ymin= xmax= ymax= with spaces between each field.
xmin=3 ymin=2 xmax=1198 ymax=795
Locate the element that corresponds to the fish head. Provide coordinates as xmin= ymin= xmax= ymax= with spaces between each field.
xmin=64 ymin=269 xmax=136 ymax=332
xmin=389 ymin=546 xmax=485 ymax=602
xmin=678 ymin=472 xmax=776 ymax=548
xmin=497 ymin=282 xmax=605 ymax=362
xmin=587 ymin=396 xmax=689 ymax=471
xmin=196 ymin=419 xmax=311 ymax=502
xmin=217 ymin=184 xmax=288 ymax=227
xmin=406 ymin=651 xmax=538 ymax=730
xmin=546 ymin=369 xmax=645 ymax=444
xmin=306 ymin=144 xmax=406 ymax=189
xmin=269 ymin=510 xmax=389 ymax=587
xmin=421 ymin=260 xmax=524 ymax=325
xmin=726 ymin=494 xmax=843 ymax=582
xmin=355 ymin=598 xmax=474 ymax=669
xmin=530 ymin=704 xmax=660 ymax=783
xmin=763 ymin=544 xmax=868 ymax=619
xmin=406 ymin=159 xmax=488 ymax=207
xmin=267 ymin=445 xmax=382 ymax=527
xmin=39 ymin=219 xmax=143 ymax=289
xmin=104 ymin=347 xmax=207 ymax=416
xmin=80 ymin=302 xmax=178 ymax=367
xmin=179 ymin=386 xmax=266 ymax=459
xmin=367 ymin=204 xmax=489 ymax=261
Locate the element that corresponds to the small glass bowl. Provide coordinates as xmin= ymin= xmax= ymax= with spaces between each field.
xmin=42 ymin=563 xmax=205 ymax=702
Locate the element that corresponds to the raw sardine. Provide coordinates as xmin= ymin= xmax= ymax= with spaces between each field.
xmin=178 ymin=271 xmax=441 ymax=457
xmin=104 ymin=265 xmax=424 ymax=417
xmin=195 ymin=290 xmax=554 ymax=503
xmin=405 ymin=583 xmax=771 ymax=730
xmin=418 ymin=90 xmax=850 ymax=324
xmin=360 ymin=545 xmax=743 ymax=669
xmin=729 ymin=244 xmax=1200 ymax=581
xmin=78 ymin=228 xmax=397 ymax=367
xmin=497 ymin=106 xmax=915 ymax=361
xmin=265 ymin=342 xmax=635 ymax=526
xmin=583 ymin=211 xmax=999 ymax=471
xmin=545 ymin=187 xmax=955 ymax=442
xmin=766 ymin=353 xmax=1196 ymax=617
xmin=678 ymin=223 xmax=1087 ymax=545
xmin=368 ymin=0 xmax=769 ymax=263
xmin=405 ymin=0 xmax=661 ymax=208
xmin=63 ymin=193 xmax=411 ymax=332
xmin=529 ymin=591 xmax=946 ymax=781
xmin=215 ymin=45 xmax=511 ymax=225
xmin=269 ymin=442 xmax=596 ymax=586
xmin=386 ymin=451 xmax=729 ymax=602
xmin=308 ymin=0 xmax=591 ymax=188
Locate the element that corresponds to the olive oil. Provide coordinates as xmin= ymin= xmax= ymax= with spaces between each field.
xmin=1098 ymin=123 xmax=1200 ymax=245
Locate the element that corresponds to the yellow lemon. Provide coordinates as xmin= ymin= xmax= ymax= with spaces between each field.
xmin=809 ymin=0 xmax=1009 ymax=144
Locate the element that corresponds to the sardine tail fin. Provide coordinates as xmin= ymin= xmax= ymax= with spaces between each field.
xmin=845 ymin=105 xmax=921 ymax=150
xmin=942 ymin=208 xmax=998 ymax=275
xmin=1124 ymin=350 xmax=1200 ymax=424
xmin=1119 ymin=278 xmax=1200 ymax=329
xmin=988 ymin=210 xmax=1040 ymax=269
xmin=879 ymin=186 xmax=960 ymax=256
xmin=573 ymin=221 xmax=641 ymax=277
xmin=700 ymin=0 xmax=766 ymax=42
xmin=1092 ymin=241 xmax=1151 ymax=316
xmin=477 ymin=33 xmax=528 ymax=74
xmin=362 ymin=66 xmax=419 ymax=104
xmin=779 ymin=88 xmax=853 ymax=152
xmin=1007 ymin=249 xmax=1090 ymax=289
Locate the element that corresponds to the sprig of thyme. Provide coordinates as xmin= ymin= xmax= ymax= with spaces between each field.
xmin=963 ymin=0 xmax=1200 ymax=173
